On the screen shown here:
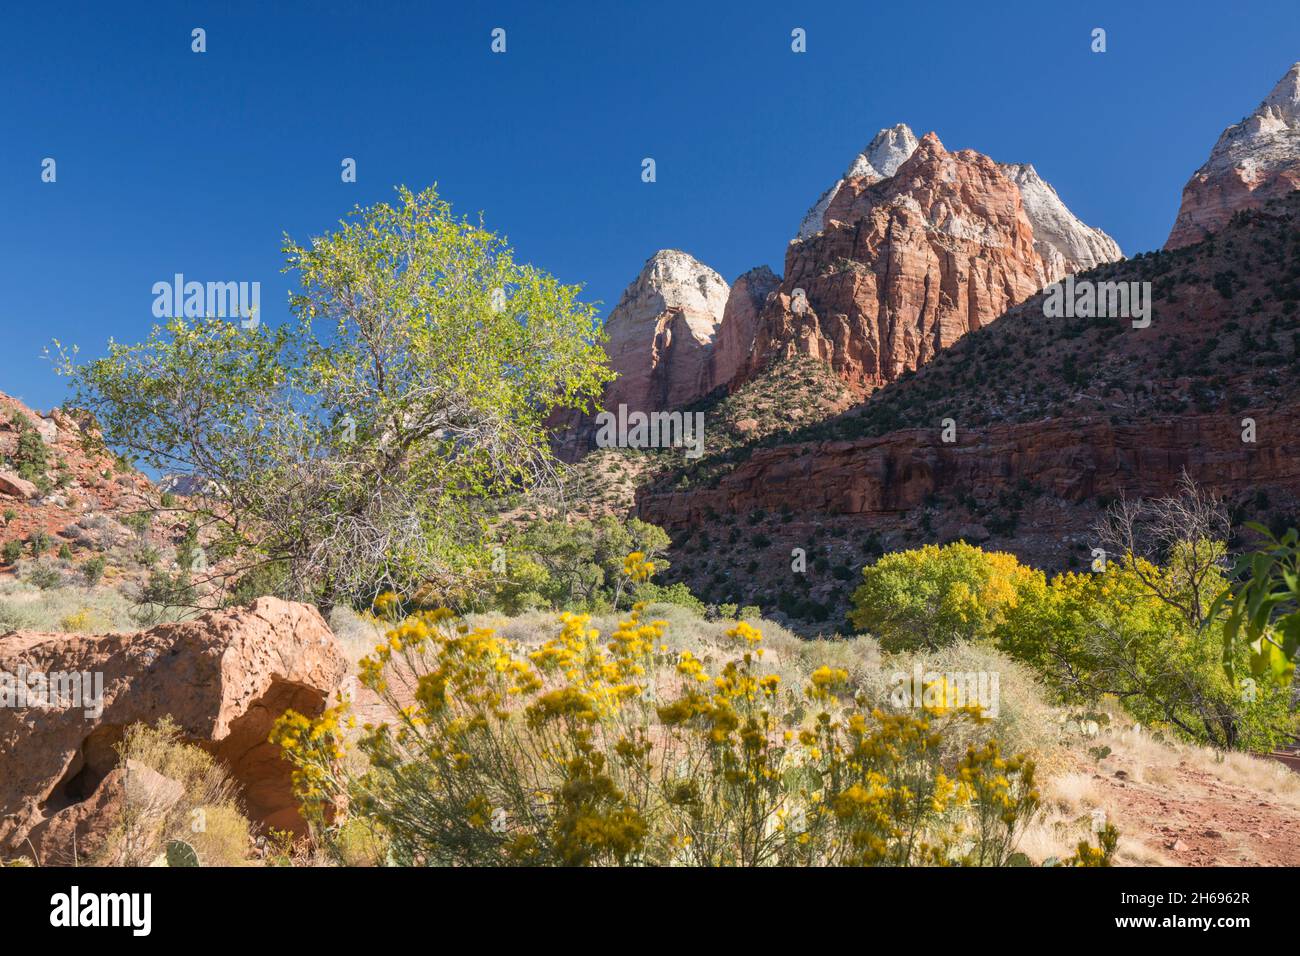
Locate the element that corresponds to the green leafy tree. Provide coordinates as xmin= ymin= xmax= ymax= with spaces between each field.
xmin=1210 ymin=523 xmax=1300 ymax=686
xmin=488 ymin=516 xmax=672 ymax=613
xmin=998 ymin=558 xmax=1292 ymax=752
xmin=57 ymin=187 xmax=612 ymax=609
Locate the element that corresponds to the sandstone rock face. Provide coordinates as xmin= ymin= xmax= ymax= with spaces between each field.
xmin=1167 ymin=62 xmax=1300 ymax=249
xmin=999 ymin=163 xmax=1122 ymax=278
xmin=21 ymin=761 xmax=184 ymax=866
xmin=0 ymin=391 xmax=164 ymax=561
xmin=554 ymin=127 xmax=1118 ymax=460
xmin=550 ymin=250 xmax=733 ymax=461
xmin=0 ymin=597 xmax=346 ymax=860
xmin=743 ymin=133 xmax=1055 ymax=390
xmin=708 ymin=266 xmax=781 ymax=391
xmin=602 ymin=249 xmax=730 ymax=415
xmin=794 ymin=125 xmax=1120 ymax=283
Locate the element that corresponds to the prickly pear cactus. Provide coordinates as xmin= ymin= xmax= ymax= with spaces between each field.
xmin=165 ymin=839 xmax=200 ymax=867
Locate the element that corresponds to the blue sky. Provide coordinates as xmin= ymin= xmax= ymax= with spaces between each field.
xmin=2 ymin=0 xmax=1298 ymax=411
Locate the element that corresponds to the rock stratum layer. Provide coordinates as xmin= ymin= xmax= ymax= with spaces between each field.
xmin=641 ymin=409 xmax=1300 ymax=532
xmin=1167 ymin=62 xmax=1300 ymax=249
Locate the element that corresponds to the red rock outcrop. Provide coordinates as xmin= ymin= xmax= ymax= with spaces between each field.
xmin=0 ymin=597 xmax=346 ymax=860
xmin=708 ymin=266 xmax=780 ymax=391
xmin=740 ymin=133 xmax=1052 ymax=391
xmin=1167 ymin=62 xmax=1300 ymax=249
xmin=0 ymin=471 xmax=37 ymax=500
xmin=797 ymin=124 xmax=1120 ymax=280
xmin=0 ymin=391 xmax=164 ymax=567
xmin=20 ymin=760 xmax=184 ymax=866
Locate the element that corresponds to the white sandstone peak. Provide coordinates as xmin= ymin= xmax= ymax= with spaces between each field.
xmin=999 ymin=163 xmax=1122 ymax=279
xmin=1167 ymin=62 xmax=1300 ymax=248
xmin=610 ymin=249 xmax=730 ymax=328
xmin=601 ymin=250 xmax=730 ymax=415
xmin=846 ymin=124 xmax=920 ymax=181
xmin=1260 ymin=62 xmax=1300 ymax=114
xmin=1196 ymin=62 xmax=1300 ymax=182
xmin=797 ymin=124 xmax=920 ymax=240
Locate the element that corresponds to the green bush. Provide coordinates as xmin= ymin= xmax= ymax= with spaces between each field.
xmin=82 ymin=556 xmax=107 ymax=586
xmin=27 ymin=531 xmax=50 ymax=557
xmin=487 ymin=516 xmax=678 ymax=614
xmin=10 ymin=415 xmax=49 ymax=482
xmin=24 ymin=561 xmax=62 ymax=590
xmin=999 ymin=554 xmax=1294 ymax=752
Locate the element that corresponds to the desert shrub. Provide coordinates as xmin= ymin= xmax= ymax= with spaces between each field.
xmin=81 ymin=555 xmax=107 ymax=586
xmin=1 ymin=541 xmax=21 ymax=564
xmin=27 ymin=530 xmax=50 ymax=556
xmin=9 ymin=414 xmax=49 ymax=482
xmin=60 ymin=608 xmax=93 ymax=632
xmin=100 ymin=718 xmax=251 ymax=867
xmin=226 ymin=560 xmax=290 ymax=606
xmin=129 ymin=571 xmax=198 ymax=626
xmin=275 ymin=601 xmax=1042 ymax=867
xmin=853 ymin=642 xmax=1057 ymax=763
xmin=849 ymin=542 xmax=1044 ymax=651
xmin=23 ymin=560 xmax=62 ymax=590
xmin=632 ymin=579 xmax=706 ymax=614
xmin=0 ymin=601 xmax=27 ymax=632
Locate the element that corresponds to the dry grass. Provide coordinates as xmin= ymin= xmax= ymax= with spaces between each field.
xmin=466 ymin=603 xmax=1063 ymax=771
xmin=99 ymin=718 xmax=253 ymax=867
xmin=0 ymin=575 xmax=138 ymax=633
xmin=327 ymin=604 xmax=390 ymax=667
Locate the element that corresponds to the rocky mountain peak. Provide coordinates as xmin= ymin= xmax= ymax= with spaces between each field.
xmin=1260 ymin=61 xmax=1300 ymax=116
xmin=1167 ymin=62 xmax=1300 ymax=248
xmin=796 ymin=124 xmax=921 ymax=241
xmin=614 ymin=249 xmax=730 ymax=322
xmin=845 ymin=123 xmax=920 ymax=181
xmin=599 ymin=250 xmax=729 ymax=416
xmin=795 ymin=128 xmax=1120 ymax=281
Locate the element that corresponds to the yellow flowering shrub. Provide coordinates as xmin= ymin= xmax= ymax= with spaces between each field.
xmin=273 ymin=591 xmax=1045 ymax=866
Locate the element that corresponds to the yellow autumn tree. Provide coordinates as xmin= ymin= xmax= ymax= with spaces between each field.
xmin=849 ymin=542 xmax=1044 ymax=651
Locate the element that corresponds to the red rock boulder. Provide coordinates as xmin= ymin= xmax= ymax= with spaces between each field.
xmin=0 ymin=597 xmax=346 ymax=861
